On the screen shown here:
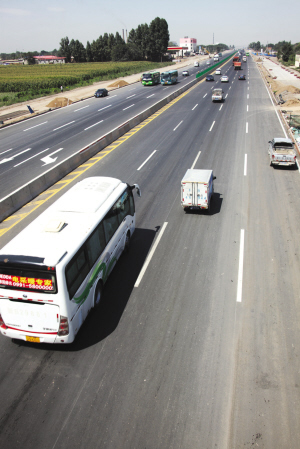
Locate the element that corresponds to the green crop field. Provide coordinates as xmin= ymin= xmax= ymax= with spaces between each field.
xmin=0 ymin=61 xmax=173 ymax=107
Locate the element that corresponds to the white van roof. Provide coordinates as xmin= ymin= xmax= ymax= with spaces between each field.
xmin=181 ymin=169 xmax=213 ymax=184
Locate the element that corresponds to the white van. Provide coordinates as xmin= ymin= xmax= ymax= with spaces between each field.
xmin=181 ymin=169 xmax=215 ymax=213
xmin=194 ymin=61 xmax=199 ymax=67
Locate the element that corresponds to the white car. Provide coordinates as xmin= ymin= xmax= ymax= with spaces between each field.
xmin=215 ymin=69 xmax=221 ymax=75
xmin=182 ymin=70 xmax=189 ymax=76
xmin=194 ymin=61 xmax=199 ymax=67
xmin=221 ymin=75 xmax=229 ymax=82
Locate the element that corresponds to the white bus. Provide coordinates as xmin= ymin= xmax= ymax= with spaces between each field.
xmin=0 ymin=177 xmax=141 ymax=344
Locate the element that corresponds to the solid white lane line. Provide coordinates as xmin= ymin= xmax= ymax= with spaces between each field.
xmin=134 ymin=222 xmax=168 ymax=287
xmin=237 ymin=229 xmax=245 ymax=303
xmin=123 ymin=104 xmax=134 ymax=111
xmin=191 ymin=151 xmax=201 ymax=169
xmin=98 ymin=104 xmax=112 ymax=112
xmin=244 ymin=154 xmax=247 ymax=176
xmin=192 ymin=104 xmax=198 ymax=110
xmin=137 ymin=150 xmax=157 ymax=171
xmin=84 ymin=120 xmax=103 ymax=130
xmin=173 ymin=120 xmax=183 ymax=131
xmin=219 ymin=104 xmax=223 ymax=111
xmin=23 ymin=121 xmax=47 ymax=131
xmin=146 ymin=94 xmax=155 ymax=98
xmin=246 ymin=122 xmax=248 ymax=133
xmin=53 ymin=121 xmax=75 ymax=131
xmin=74 ymin=105 xmax=90 ymax=112
xmin=209 ymin=121 xmax=215 ymax=132
xmin=14 ymin=147 xmax=50 ymax=167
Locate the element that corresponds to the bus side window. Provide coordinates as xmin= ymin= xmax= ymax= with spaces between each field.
xmin=86 ymin=222 xmax=106 ymax=268
xmin=66 ymin=248 xmax=89 ymax=299
xmin=103 ymin=204 xmax=119 ymax=243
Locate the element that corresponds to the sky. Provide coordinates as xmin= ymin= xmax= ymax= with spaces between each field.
xmin=1 ymin=0 xmax=300 ymax=54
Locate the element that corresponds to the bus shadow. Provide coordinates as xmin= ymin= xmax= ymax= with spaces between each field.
xmin=74 ymin=227 xmax=157 ymax=349
xmin=14 ymin=227 xmax=157 ymax=352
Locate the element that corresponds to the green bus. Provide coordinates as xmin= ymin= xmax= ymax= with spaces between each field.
xmin=141 ymin=71 xmax=160 ymax=86
xmin=160 ymin=70 xmax=178 ymax=85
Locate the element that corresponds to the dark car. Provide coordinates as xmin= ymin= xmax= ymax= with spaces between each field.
xmin=206 ymin=75 xmax=214 ymax=81
xmin=238 ymin=74 xmax=246 ymax=80
xmin=94 ymin=88 xmax=108 ymax=97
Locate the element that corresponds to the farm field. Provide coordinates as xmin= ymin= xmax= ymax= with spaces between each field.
xmin=0 ymin=61 xmax=172 ymax=107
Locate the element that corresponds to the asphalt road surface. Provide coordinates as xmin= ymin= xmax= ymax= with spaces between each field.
xmin=0 ymin=56 xmax=220 ymax=200
xmin=1 ymin=57 xmax=300 ymax=449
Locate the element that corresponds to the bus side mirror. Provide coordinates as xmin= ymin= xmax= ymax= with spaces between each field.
xmin=213 ymin=176 xmax=216 ymax=180
xmin=131 ymin=184 xmax=141 ymax=197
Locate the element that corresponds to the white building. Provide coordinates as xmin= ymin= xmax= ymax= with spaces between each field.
xmin=179 ymin=37 xmax=197 ymax=55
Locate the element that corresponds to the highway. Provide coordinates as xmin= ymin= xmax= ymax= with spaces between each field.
xmin=0 ymin=56 xmax=218 ymax=200
xmin=1 ymin=56 xmax=300 ymax=448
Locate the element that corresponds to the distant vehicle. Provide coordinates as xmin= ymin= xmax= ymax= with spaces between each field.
xmin=206 ymin=75 xmax=214 ymax=81
xmin=206 ymin=60 xmax=211 ymax=65
xmin=160 ymin=70 xmax=178 ymax=85
xmin=268 ymin=138 xmax=297 ymax=167
xmin=194 ymin=61 xmax=199 ymax=67
xmin=234 ymin=61 xmax=242 ymax=70
xmin=221 ymin=75 xmax=229 ymax=82
xmin=242 ymin=56 xmax=247 ymax=62
xmin=141 ymin=71 xmax=160 ymax=86
xmin=215 ymin=68 xmax=222 ymax=75
xmin=239 ymin=74 xmax=246 ymax=80
xmin=94 ymin=88 xmax=108 ymax=98
xmin=182 ymin=70 xmax=189 ymax=76
xmin=181 ymin=169 xmax=216 ymax=213
xmin=218 ymin=52 xmax=222 ymax=57
xmin=212 ymin=88 xmax=224 ymax=102
xmin=0 ymin=177 xmax=141 ymax=344
xmin=232 ymin=55 xmax=239 ymax=65
xmin=213 ymin=55 xmax=219 ymax=61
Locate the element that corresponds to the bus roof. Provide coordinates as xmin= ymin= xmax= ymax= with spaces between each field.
xmin=0 ymin=177 xmax=127 ymax=267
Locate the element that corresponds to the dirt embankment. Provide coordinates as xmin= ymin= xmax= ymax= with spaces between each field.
xmin=255 ymin=55 xmax=300 ymax=114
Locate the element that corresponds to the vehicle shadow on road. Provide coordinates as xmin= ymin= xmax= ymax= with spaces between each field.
xmin=14 ymin=227 xmax=157 ymax=351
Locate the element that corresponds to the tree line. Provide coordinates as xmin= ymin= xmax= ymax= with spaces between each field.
xmin=60 ymin=17 xmax=169 ymax=63
xmin=249 ymin=40 xmax=300 ymax=65
xmin=0 ymin=17 xmax=169 ymax=64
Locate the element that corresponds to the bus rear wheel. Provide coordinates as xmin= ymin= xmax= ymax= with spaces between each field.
xmin=124 ymin=232 xmax=130 ymax=253
xmin=93 ymin=281 xmax=103 ymax=308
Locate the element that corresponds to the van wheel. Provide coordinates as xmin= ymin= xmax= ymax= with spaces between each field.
xmin=93 ymin=281 xmax=103 ymax=308
xmin=124 ymin=232 xmax=130 ymax=253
